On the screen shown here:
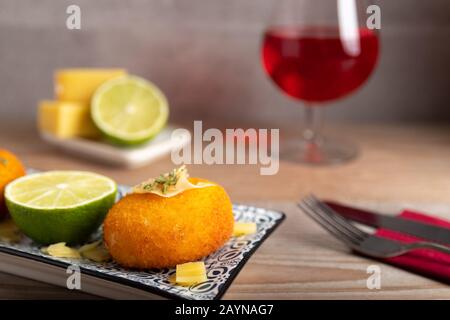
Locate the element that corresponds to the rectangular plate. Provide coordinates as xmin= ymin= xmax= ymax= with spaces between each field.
xmin=0 ymin=183 xmax=285 ymax=300
xmin=40 ymin=125 xmax=191 ymax=168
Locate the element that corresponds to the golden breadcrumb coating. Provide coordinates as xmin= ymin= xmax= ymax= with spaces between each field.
xmin=103 ymin=178 xmax=234 ymax=268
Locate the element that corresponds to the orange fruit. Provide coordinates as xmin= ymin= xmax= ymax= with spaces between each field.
xmin=0 ymin=149 xmax=26 ymax=219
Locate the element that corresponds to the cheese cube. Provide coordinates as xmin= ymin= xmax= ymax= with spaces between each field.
xmin=233 ymin=222 xmax=257 ymax=237
xmin=38 ymin=100 xmax=100 ymax=139
xmin=55 ymin=69 xmax=127 ymax=103
xmin=175 ymin=262 xmax=207 ymax=285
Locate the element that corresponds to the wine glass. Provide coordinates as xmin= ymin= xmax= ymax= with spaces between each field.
xmin=261 ymin=0 xmax=380 ymax=164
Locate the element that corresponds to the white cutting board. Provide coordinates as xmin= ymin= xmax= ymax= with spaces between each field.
xmin=40 ymin=125 xmax=190 ymax=168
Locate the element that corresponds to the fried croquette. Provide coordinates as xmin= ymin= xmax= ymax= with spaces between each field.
xmin=103 ymin=178 xmax=234 ymax=269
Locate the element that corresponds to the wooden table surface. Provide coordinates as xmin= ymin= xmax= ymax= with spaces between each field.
xmin=0 ymin=122 xmax=449 ymax=299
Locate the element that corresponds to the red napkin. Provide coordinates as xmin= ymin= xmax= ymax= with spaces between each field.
xmin=375 ymin=210 xmax=450 ymax=283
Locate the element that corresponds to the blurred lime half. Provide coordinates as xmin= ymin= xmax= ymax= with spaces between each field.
xmin=5 ymin=171 xmax=117 ymax=245
xmin=91 ymin=76 xmax=169 ymax=146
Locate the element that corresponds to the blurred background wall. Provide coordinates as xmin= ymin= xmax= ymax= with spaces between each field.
xmin=0 ymin=0 xmax=449 ymax=128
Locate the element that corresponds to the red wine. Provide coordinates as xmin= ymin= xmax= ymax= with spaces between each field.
xmin=262 ymin=26 xmax=379 ymax=103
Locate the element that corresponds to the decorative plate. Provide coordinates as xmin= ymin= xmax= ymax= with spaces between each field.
xmin=0 ymin=182 xmax=285 ymax=300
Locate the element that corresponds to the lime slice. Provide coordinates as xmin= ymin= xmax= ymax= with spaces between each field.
xmin=5 ymin=171 xmax=117 ymax=245
xmin=91 ymin=76 xmax=169 ymax=146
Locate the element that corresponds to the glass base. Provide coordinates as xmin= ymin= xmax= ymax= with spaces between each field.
xmin=282 ymin=137 xmax=358 ymax=165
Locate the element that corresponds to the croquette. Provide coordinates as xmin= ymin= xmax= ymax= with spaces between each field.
xmin=103 ymin=178 xmax=234 ymax=269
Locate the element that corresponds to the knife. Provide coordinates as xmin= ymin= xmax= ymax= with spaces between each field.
xmin=325 ymin=201 xmax=450 ymax=246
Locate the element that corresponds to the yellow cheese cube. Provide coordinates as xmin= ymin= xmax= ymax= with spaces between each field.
xmin=233 ymin=222 xmax=257 ymax=237
xmin=38 ymin=100 xmax=100 ymax=139
xmin=175 ymin=262 xmax=207 ymax=285
xmin=55 ymin=69 xmax=127 ymax=103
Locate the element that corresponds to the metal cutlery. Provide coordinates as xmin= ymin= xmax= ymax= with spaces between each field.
xmin=298 ymin=195 xmax=450 ymax=258
xmin=325 ymin=201 xmax=450 ymax=245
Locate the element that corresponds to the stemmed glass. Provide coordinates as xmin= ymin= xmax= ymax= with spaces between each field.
xmin=261 ymin=0 xmax=379 ymax=164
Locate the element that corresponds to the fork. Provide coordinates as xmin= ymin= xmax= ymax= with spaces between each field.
xmin=298 ymin=195 xmax=450 ymax=258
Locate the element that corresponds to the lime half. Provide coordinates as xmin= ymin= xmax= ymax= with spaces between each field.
xmin=91 ymin=76 xmax=169 ymax=146
xmin=5 ymin=171 xmax=117 ymax=245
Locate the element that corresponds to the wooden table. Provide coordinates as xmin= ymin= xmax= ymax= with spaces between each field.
xmin=0 ymin=122 xmax=449 ymax=299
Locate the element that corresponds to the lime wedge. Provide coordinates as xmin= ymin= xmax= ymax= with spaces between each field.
xmin=5 ymin=171 xmax=117 ymax=245
xmin=91 ymin=76 xmax=169 ymax=146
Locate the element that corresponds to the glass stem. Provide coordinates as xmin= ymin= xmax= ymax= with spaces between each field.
xmin=302 ymin=104 xmax=323 ymax=146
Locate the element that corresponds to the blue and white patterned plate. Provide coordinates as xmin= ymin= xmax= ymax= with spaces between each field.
xmin=0 ymin=179 xmax=285 ymax=300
